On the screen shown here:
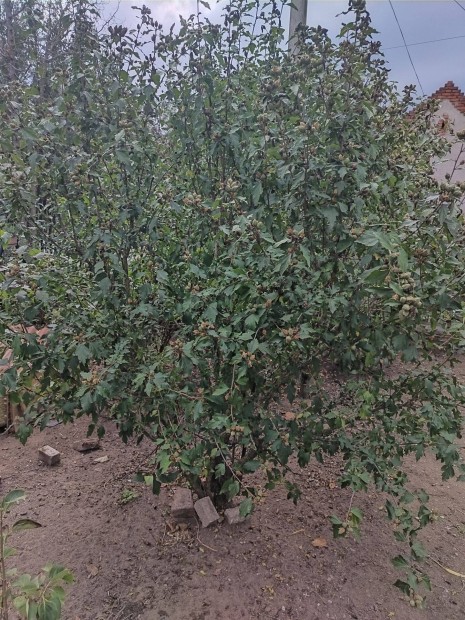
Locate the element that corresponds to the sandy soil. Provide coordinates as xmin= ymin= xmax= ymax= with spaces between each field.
xmin=1 ymin=364 xmax=465 ymax=620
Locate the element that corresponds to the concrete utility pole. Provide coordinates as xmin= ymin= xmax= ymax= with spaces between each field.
xmin=288 ymin=0 xmax=308 ymax=54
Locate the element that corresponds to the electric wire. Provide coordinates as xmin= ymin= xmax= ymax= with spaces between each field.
xmin=453 ymin=0 xmax=465 ymax=13
xmin=388 ymin=0 xmax=425 ymax=96
xmin=384 ymin=33 xmax=465 ymax=51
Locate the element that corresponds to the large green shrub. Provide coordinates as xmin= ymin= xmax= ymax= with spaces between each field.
xmin=1 ymin=0 xmax=465 ymax=600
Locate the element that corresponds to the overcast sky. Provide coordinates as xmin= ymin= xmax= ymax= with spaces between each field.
xmin=102 ymin=1 xmax=464 ymax=97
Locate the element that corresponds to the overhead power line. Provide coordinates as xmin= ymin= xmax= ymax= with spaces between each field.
xmin=453 ymin=0 xmax=465 ymax=13
xmin=388 ymin=0 xmax=425 ymax=96
xmin=385 ymin=33 xmax=465 ymax=51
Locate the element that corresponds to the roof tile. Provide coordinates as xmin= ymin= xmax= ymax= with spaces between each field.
xmin=431 ymin=81 xmax=465 ymax=114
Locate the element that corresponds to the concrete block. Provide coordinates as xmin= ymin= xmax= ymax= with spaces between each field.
xmin=171 ymin=487 xmax=195 ymax=521
xmin=224 ymin=506 xmax=246 ymax=525
xmin=39 ymin=445 xmax=61 ymax=466
xmin=194 ymin=497 xmax=220 ymax=528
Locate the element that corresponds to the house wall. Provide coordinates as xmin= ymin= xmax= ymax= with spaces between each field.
xmin=433 ymin=99 xmax=465 ymax=183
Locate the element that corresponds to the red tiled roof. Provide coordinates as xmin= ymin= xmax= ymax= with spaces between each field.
xmin=430 ymin=81 xmax=465 ymax=115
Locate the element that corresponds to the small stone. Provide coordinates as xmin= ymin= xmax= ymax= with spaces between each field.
xmin=171 ymin=487 xmax=195 ymax=522
xmin=93 ymin=455 xmax=109 ymax=463
xmin=224 ymin=506 xmax=246 ymax=525
xmin=74 ymin=439 xmax=100 ymax=453
xmin=194 ymin=497 xmax=220 ymax=528
xmin=38 ymin=445 xmax=61 ymax=466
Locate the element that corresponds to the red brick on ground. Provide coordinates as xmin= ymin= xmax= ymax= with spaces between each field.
xmin=171 ymin=487 xmax=195 ymax=521
xmin=38 ymin=445 xmax=61 ymax=466
xmin=194 ymin=496 xmax=220 ymax=528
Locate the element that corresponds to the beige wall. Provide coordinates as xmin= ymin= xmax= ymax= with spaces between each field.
xmin=432 ymin=99 xmax=465 ymax=184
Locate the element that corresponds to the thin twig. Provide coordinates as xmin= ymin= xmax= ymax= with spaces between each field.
xmin=345 ymin=490 xmax=356 ymax=522
xmin=291 ymin=528 xmax=305 ymax=536
xmin=195 ymin=517 xmax=218 ymax=553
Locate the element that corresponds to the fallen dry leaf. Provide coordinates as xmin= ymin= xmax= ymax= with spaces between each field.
xmin=283 ymin=411 xmax=296 ymax=421
xmin=262 ymin=585 xmax=275 ymax=597
xmin=87 ymin=564 xmax=99 ymax=577
xmin=311 ymin=537 xmax=328 ymax=548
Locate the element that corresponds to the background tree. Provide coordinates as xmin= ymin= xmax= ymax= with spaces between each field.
xmin=0 ymin=0 xmax=99 ymax=243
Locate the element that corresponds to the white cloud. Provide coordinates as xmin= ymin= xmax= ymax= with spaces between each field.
xmin=102 ymin=0 xmax=221 ymax=27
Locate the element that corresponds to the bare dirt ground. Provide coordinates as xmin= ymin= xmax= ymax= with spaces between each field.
xmin=1 ymin=363 xmax=465 ymax=620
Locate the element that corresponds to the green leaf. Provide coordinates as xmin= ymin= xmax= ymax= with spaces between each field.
xmin=20 ymin=128 xmax=37 ymax=141
xmin=243 ymin=460 xmax=261 ymax=473
xmin=98 ymin=277 xmax=111 ymax=294
xmin=239 ymin=497 xmax=253 ymax=517
xmin=13 ymin=595 xmax=28 ymax=615
xmin=12 ymin=518 xmax=42 ymax=532
xmin=214 ymin=462 xmax=226 ymax=478
xmin=349 ymin=507 xmax=363 ymax=521
xmin=394 ymin=579 xmax=411 ymax=595
xmin=27 ymin=600 xmax=39 ymax=619
xmin=329 ymin=515 xmax=346 ymax=538
xmin=3 ymin=546 xmax=17 ymax=559
xmin=157 ymin=269 xmax=168 ymax=283
xmin=398 ymin=248 xmax=409 ymax=271
xmin=45 ymin=565 xmax=74 ymax=583
xmin=411 ymin=541 xmax=427 ymax=560
xmin=400 ymin=491 xmax=415 ymax=504
xmin=391 ymin=555 xmax=409 ymax=569
xmin=115 ymin=150 xmax=132 ymax=166
xmin=422 ymin=575 xmax=432 ymax=591
xmin=357 ymin=230 xmax=380 ymax=247
xmin=157 ymin=451 xmax=170 ymax=473
xmin=385 ymin=500 xmax=396 ymax=521
xmin=75 ymin=343 xmax=91 ymax=364
xmin=244 ymin=314 xmax=259 ymax=330
xmin=12 ymin=574 xmax=39 ymax=593
xmin=80 ymin=391 xmax=94 ymax=412
xmin=2 ymin=489 xmax=26 ymax=511
xmin=153 ymin=373 xmax=167 ymax=389
xmin=204 ymin=303 xmax=218 ymax=323
xmin=362 ymin=267 xmax=387 ymax=284
xmin=320 ymin=206 xmax=338 ymax=230
xmin=35 ymin=289 xmax=50 ymax=302
xmin=252 ymin=181 xmax=263 ymax=205
xmin=402 ymin=346 xmax=418 ymax=362
xmin=220 ymin=478 xmax=240 ymax=500
xmin=248 ymin=338 xmax=259 ymax=353
xmin=357 ymin=230 xmax=394 ymax=251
